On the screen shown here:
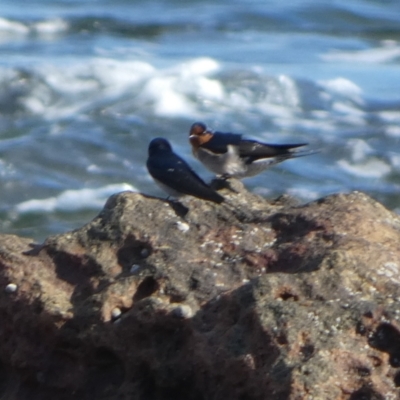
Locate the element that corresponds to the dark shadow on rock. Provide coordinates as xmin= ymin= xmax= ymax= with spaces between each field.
xmin=349 ymin=385 xmax=385 ymax=400
xmin=0 ymin=278 xmax=291 ymax=400
xmin=270 ymin=194 xmax=301 ymax=208
xmin=22 ymin=243 xmax=44 ymax=256
xmin=117 ymin=234 xmax=153 ymax=271
xmin=268 ymin=212 xmax=327 ymax=245
xmin=265 ymin=247 xmax=325 ymax=274
xmin=394 ymin=370 xmax=400 ymax=387
xmin=47 ymin=249 xmax=107 ymax=329
xmin=83 ymin=346 xmax=126 ymax=398
xmin=48 ymin=249 xmax=105 ymax=286
xmin=106 ymin=283 xmax=292 ymax=400
xmin=189 ymin=284 xmax=291 ymax=400
xmin=132 ymin=276 xmax=159 ymax=302
xmin=264 ymin=211 xmax=331 ymax=274
xmin=368 ymin=322 xmax=400 ymax=368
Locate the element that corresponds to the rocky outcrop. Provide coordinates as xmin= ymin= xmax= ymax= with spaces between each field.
xmin=0 ymin=180 xmax=400 ymax=399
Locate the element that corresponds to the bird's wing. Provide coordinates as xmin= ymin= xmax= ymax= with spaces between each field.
xmin=147 ymin=154 xmax=222 ymax=202
xmin=201 ymin=132 xmax=242 ymax=154
xmin=238 ymin=140 xmax=308 ymax=159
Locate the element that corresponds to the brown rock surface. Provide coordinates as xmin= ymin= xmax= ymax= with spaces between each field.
xmin=0 ymin=180 xmax=400 ymax=399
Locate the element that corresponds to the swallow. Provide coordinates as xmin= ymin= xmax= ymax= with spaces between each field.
xmin=146 ymin=138 xmax=224 ymax=204
xmin=189 ymin=122 xmax=314 ymax=178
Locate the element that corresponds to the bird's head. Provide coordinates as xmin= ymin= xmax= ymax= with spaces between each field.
xmin=189 ymin=122 xmax=213 ymax=148
xmin=148 ymin=138 xmax=173 ymax=156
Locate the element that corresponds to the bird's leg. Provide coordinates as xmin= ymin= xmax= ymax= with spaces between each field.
xmin=210 ymin=175 xmax=239 ymax=193
xmin=221 ymin=173 xmax=230 ymax=180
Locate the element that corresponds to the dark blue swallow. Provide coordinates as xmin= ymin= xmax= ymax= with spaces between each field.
xmin=146 ymin=138 xmax=224 ymax=203
xmin=189 ymin=122 xmax=315 ymax=178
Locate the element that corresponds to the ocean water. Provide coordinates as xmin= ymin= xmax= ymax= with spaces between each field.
xmin=0 ymin=0 xmax=399 ymax=241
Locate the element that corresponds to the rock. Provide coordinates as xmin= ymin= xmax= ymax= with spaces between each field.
xmin=0 ymin=181 xmax=400 ymax=399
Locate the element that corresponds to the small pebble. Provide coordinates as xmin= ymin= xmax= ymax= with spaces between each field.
xmin=140 ymin=248 xmax=149 ymax=258
xmin=171 ymin=304 xmax=193 ymax=319
xmin=111 ymin=307 xmax=122 ymax=319
xmin=130 ymin=264 xmax=141 ymax=274
xmin=176 ymin=221 xmax=190 ymax=233
xmin=5 ymin=283 xmax=17 ymax=293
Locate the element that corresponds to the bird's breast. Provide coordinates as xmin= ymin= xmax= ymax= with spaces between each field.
xmin=197 ymin=145 xmax=245 ymax=176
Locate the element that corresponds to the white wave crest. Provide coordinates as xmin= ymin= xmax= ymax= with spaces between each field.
xmin=319 ymin=77 xmax=363 ymax=103
xmin=321 ymin=41 xmax=400 ymax=64
xmin=0 ymin=17 xmax=68 ymax=36
xmin=337 ymin=159 xmax=391 ymax=178
xmin=15 ymin=183 xmax=136 ymax=214
xmin=33 ymin=18 xmax=68 ymax=34
xmin=0 ymin=55 xmax=369 ymax=125
xmin=0 ymin=17 xmax=29 ymax=34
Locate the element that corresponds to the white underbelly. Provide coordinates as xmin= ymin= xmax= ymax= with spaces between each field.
xmin=196 ymin=146 xmax=245 ymax=176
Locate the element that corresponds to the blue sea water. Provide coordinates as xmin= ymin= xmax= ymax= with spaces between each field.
xmin=0 ymin=0 xmax=399 ymax=241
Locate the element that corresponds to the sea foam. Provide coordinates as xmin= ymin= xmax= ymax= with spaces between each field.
xmin=15 ymin=183 xmax=136 ymax=214
xmin=337 ymin=159 xmax=391 ymax=179
xmin=321 ymin=41 xmax=400 ymax=64
xmin=0 ymin=17 xmax=29 ymax=34
xmin=0 ymin=17 xmax=68 ymax=36
xmin=0 ymin=55 xmax=369 ymax=129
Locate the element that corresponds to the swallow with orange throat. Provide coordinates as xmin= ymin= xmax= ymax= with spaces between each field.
xmin=147 ymin=138 xmax=224 ymax=203
xmin=189 ymin=122 xmax=316 ymax=178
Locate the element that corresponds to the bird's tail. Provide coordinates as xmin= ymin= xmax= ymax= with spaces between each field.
xmin=288 ymin=148 xmax=320 ymax=159
xmin=206 ymin=191 xmax=225 ymax=204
